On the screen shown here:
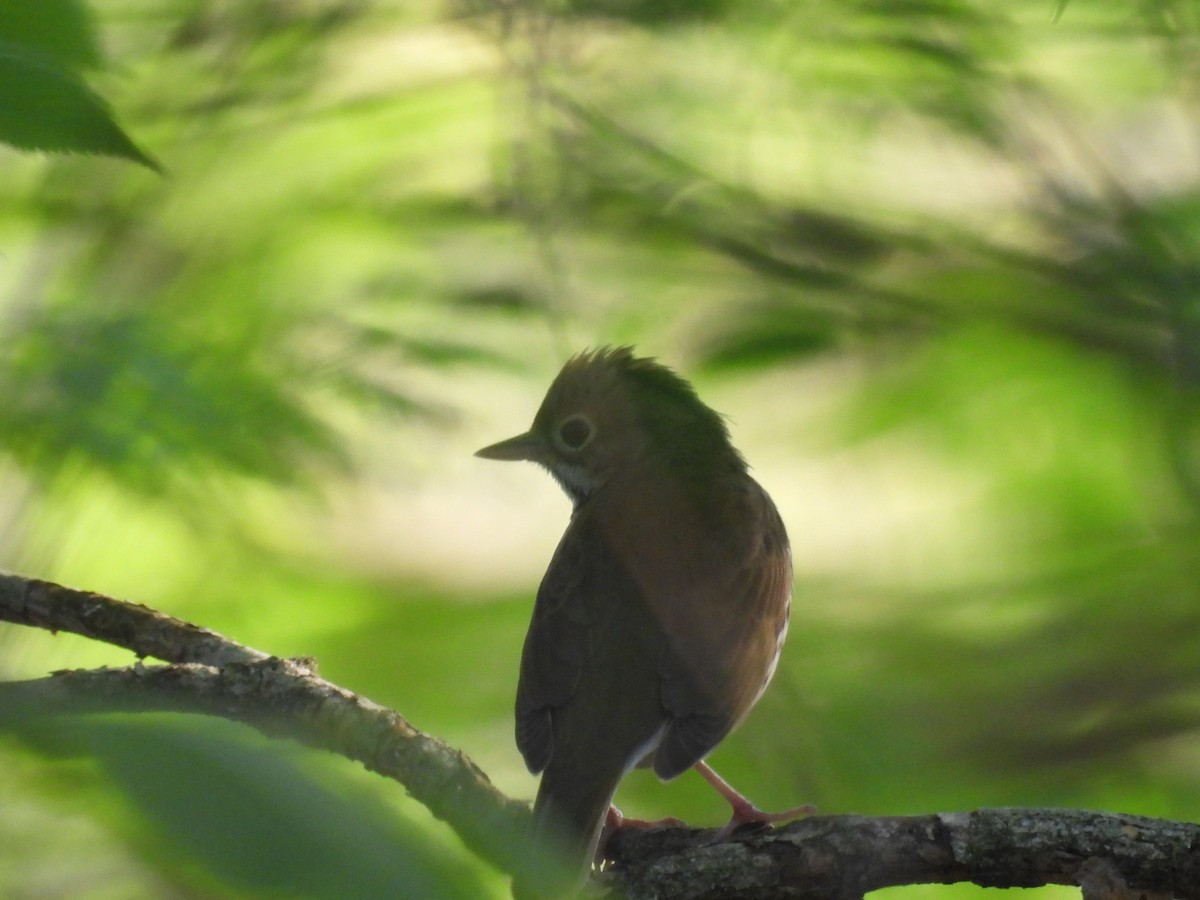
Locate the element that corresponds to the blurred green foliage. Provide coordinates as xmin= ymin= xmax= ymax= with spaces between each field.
xmin=12 ymin=715 xmax=488 ymax=899
xmin=2 ymin=0 xmax=1200 ymax=898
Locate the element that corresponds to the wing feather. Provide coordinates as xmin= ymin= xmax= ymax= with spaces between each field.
xmin=653 ymin=480 xmax=792 ymax=779
xmin=515 ymin=515 xmax=594 ymax=773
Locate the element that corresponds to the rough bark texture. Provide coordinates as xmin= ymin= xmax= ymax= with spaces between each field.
xmin=600 ymin=808 xmax=1200 ymax=899
xmin=0 ymin=572 xmax=266 ymax=666
xmin=2 ymin=570 xmax=1199 ymax=899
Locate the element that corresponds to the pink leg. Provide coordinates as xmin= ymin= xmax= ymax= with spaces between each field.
xmin=694 ymin=760 xmax=816 ymax=839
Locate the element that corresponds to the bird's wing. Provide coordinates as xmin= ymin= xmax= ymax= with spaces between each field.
xmin=514 ymin=513 xmax=596 ymax=774
xmin=515 ymin=506 xmax=670 ymax=777
xmin=653 ymin=486 xmax=792 ymax=780
xmin=514 ymin=508 xmax=673 ymax=898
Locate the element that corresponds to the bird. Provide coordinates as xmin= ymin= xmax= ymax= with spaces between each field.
xmin=476 ymin=346 xmax=806 ymax=898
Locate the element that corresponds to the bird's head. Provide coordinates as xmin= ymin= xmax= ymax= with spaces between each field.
xmin=476 ymin=346 xmax=743 ymax=506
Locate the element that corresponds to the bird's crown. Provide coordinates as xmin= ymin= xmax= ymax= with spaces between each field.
xmin=528 ymin=347 xmax=744 ymax=501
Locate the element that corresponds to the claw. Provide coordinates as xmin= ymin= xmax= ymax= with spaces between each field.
xmin=694 ymin=760 xmax=816 ymax=839
xmin=597 ymin=805 xmax=686 ymax=864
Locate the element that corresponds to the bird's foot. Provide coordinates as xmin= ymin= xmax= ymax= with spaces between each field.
xmin=694 ymin=760 xmax=816 ymax=840
xmin=713 ymin=797 xmax=817 ymax=840
xmin=597 ymin=805 xmax=686 ymax=864
xmin=604 ymin=804 xmax=685 ymax=832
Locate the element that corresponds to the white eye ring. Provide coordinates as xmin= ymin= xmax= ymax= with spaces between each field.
xmin=554 ymin=414 xmax=595 ymax=452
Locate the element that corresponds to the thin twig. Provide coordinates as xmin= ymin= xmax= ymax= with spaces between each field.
xmin=0 ymin=572 xmax=528 ymax=874
xmin=0 ymin=571 xmax=265 ymax=666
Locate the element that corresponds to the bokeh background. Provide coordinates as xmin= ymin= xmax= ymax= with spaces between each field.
xmin=3 ymin=1 xmax=1200 ymax=898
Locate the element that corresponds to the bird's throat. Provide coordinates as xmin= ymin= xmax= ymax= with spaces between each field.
xmin=542 ymin=460 xmax=602 ymax=508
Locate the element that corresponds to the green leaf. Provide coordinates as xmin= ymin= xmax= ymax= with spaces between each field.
xmin=0 ymin=40 xmax=159 ymax=169
xmin=0 ymin=0 xmax=102 ymax=68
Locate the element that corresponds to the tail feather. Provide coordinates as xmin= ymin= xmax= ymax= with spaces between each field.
xmin=511 ymin=763 xmax=622 ymax=900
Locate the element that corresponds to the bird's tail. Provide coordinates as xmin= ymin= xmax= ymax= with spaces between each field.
xmin=511 ymin=760 xmax=622 ymax=900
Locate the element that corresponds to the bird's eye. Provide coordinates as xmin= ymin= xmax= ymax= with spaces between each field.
xmin=556 ymin=414 xmax=594 ymax=451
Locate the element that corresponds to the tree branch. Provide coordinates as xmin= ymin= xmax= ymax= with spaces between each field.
xmin=0 ymin=571 xmax=266 ymax=666
xmin=0 ymin=572 xmax=529 ymax=874
xmin=601 ymin=808 xmax=1200 ymax=899
xmin=1 ymin=570 xmax=1198 ymax=899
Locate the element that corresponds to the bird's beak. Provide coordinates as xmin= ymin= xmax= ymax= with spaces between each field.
xmin=475 ymin=431 xmax=543 ymax=462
